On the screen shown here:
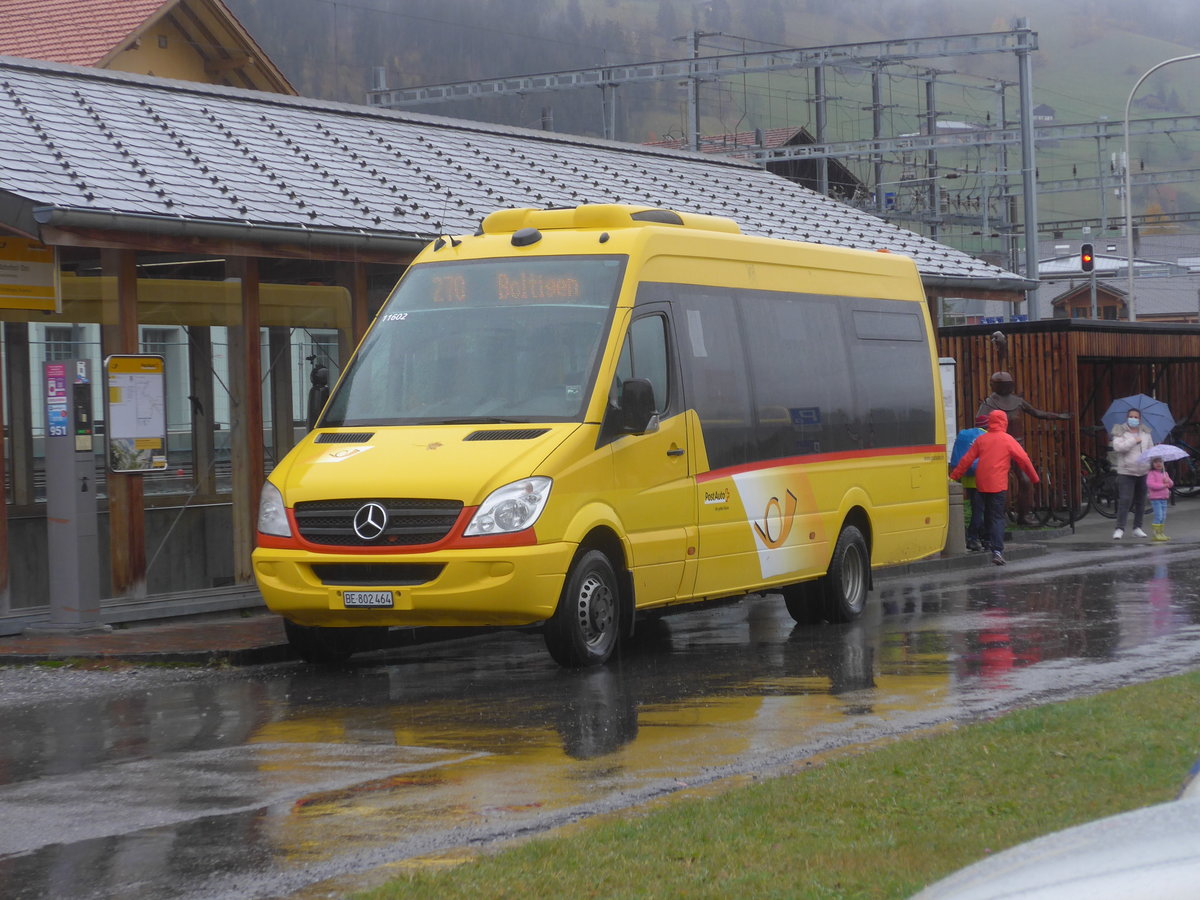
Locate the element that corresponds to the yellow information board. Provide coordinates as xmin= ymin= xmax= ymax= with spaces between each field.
xmin=0 ymin=237 xmax=59 ymax=311
xmin=104 ymin=355 xmax=167 ymax=473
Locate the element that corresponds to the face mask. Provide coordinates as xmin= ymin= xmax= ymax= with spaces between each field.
xmin=1127 ymin=418 xmax=1140 ymax=428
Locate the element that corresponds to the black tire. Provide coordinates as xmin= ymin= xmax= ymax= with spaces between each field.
xmin=781 ymin=580 xmax=824 ymax=625
xmin=544 ymin=549 xmax=620 ymax=668
xmin=1090 ymin=472 xmax=1118 ymax=518
xmin=822 ymin=525 xmax=870 ymax=623
xmin=284 ymin=620 xmax=385 ymax=664
xmin=1172 ymin=458 xmax=1200 ymax=497
xmin=784 ymin=525 xmax=870 ymax=625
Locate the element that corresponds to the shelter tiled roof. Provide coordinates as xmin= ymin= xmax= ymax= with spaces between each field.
xmin=0 ymin=56 xmax=1027 ymax=290
xmin=0 ymin=0 xmax=168 ymax=66
xmin=645 ymin=126 xmax=808 ymax=155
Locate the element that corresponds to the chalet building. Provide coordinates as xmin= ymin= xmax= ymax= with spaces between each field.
xmin=644 ymin=127 xmax=865 ymax=203
xmin=1051 ymin=283 xmax=1124 ymax=320
xmin=0 ymin=0 xmax=294 ymax=93
xmin=1033 ymin=104 xmax=1056 ymax=123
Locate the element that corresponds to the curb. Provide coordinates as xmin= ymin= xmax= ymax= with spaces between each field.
xmin=0 ymin=644 xmax=296 ymax=667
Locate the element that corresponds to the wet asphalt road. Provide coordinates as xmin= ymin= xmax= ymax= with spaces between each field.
xmin=2 ymin=542 xmax=1200 ymax=899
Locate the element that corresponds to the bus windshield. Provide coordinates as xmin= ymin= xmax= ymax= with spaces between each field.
xmin=321 ymin=255 xmax=625 ymax=426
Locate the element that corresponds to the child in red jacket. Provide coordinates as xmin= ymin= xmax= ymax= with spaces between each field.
xmin=950 ymin=409 xmax=1040 ymax=566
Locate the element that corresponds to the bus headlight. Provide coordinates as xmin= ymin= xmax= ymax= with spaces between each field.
xmin=465 ymin=477 xmax=552 ymax=536
xmin=257 ymin=480 xmax=292 ymax=537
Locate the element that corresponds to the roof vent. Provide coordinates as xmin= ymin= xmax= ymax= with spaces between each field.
xmin=511 ymin=227 xmax=542 ymax=247
xmin=630 ymin=209 xmax=684 ymax=225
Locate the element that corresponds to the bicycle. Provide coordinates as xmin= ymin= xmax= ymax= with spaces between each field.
xmin=1165 ymin=424 xmax=1200 ymax=498
xmin=1076 ymin=426 xmax=1119 ymax=519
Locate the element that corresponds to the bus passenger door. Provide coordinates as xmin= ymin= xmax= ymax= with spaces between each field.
xmin=607 ymin=307 xmax=696 ymax=607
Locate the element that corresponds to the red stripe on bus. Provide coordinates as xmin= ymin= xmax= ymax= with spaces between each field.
xmin=695 ymin=444 xmax=946 ymax=483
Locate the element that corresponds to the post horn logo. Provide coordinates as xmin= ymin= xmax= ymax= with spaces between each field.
xmin=753 ymin=489 xmax=798 ymax=549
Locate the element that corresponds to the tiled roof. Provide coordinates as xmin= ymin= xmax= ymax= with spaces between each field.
xmin=645 ymin=126 xmax=806 ymax=154
xmin=0 ymin=56 xmax=1027 ymax=289
xmin=0 ymin=0 xmax=167 ymax=66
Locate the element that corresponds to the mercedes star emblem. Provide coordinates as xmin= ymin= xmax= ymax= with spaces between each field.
xmin=352 ymin=502 xmax=389 ymax=541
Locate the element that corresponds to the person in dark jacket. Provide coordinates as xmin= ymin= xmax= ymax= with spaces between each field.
xmin=950 ymin=409 xmax=1040 ymax=566
xmin=949 ymin=414 xmax=989 ymax=550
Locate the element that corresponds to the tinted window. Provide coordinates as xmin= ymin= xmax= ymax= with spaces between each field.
xmin=739 ymin=293 xmax=857 ymax=456
xmin=640 ymin=282 xmax=936 ymax=470
xmin=628 ymin=315 xmax=669 ymax=412
xmin=843 ymin=299 xmax=936 ymax=448
xmin=672 ymin=290 xmax=754 ymax=469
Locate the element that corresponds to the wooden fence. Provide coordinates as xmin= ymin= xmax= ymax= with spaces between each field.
xmin=938 ymin=319 xmax=1200 ymax=512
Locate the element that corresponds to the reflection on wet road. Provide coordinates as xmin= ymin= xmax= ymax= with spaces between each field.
xmin=3 ymin=546 xmax=1200 ymax=898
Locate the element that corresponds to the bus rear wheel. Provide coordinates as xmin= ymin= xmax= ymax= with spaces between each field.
xmin=823 ymin=525 xmax=869 ymax=622
xmin=781 ymin=580 xmax=824 ymax=624
xmin=783 ymin=525 xmax=870 ymax=624
xmin=544 ymin=549 xmax=620 ymax=668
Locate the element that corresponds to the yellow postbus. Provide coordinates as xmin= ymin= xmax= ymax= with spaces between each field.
xmin=253 ymin=204 xmax=947 ymax=667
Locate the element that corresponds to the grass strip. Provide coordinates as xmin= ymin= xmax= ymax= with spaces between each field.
xmin=358 ymin=670 xmax=1200 ymax=899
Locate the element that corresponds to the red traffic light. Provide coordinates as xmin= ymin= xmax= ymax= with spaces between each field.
xmin=1080 ymin=243 xmax=1094 ymax=272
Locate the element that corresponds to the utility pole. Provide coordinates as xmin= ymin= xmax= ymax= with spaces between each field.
xmin=871 ymin=64 xmax=884 ymax=215
xmin=1016 ymin=19 xmax=1039 ymax=319
xmin=815 ymin=64 xmax=829 ymax=195
xmin=925 ymin=72 xmax=940 ymax=242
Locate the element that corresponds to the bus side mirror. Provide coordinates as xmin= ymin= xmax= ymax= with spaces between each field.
xmin=620 ymin=378 xmax=659 ymax=434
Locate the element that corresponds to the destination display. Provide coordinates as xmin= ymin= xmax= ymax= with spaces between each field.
xmin=396 ymin=256 xmax=623 ymax=311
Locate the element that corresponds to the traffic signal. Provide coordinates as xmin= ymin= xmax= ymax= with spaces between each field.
xmin=1080 ymin=243 xmax=1094 ymax=272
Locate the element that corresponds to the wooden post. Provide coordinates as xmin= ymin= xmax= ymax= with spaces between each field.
xmin=227 ymin=257 xmax=264 ymax=585
xmin=101 ymin=248 xmax=146 ymax=601
xmin=187 ymin=326 xmax=216 ymax=496
xmin=336 ymin=260 xmax=370 ymax=365
xmin=268 ymin=326 xmax=294 ymax=462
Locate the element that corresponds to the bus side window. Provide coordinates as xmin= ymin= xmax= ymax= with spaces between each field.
xmin=628 ymin=315 xmax=669 ymax=412
xmin=611 ymin=315 xmax=668 ymax=411
xmin=603 ymin=314 xmax=669 ymax=444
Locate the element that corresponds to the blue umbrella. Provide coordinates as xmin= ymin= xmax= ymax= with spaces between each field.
xmin=1101 ymin=394 xmax=1177 ymax=444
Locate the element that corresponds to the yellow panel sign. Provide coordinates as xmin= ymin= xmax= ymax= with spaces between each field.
xmin=104 ymin=354 xmax=167 ymax=473
xmin=0 ymin=237 xmax=59 ymax=311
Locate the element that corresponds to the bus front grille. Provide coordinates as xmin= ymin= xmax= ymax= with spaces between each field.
xmin=294 ymin=498 xmax=463 ymax=547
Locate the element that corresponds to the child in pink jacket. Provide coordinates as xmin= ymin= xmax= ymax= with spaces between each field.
xmin=1146 ymin=456 xmax=1174 ymax=541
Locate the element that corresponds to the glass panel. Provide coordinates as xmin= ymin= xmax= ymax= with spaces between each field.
xmin=740 ymin=293 xmax=854 ymax=457
xmin=323 ymin=257 xmax=624 ymax=426
xmin=672 ymin=289 xmax=753 ymax=470
xmin=628 ymin=315 xmax=669 ymax=413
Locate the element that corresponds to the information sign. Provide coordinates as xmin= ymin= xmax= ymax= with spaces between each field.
xmin=0 ymin=237 xmax=59 ymax=311
xmin=104 ymin=354 xmax=167 ymax=473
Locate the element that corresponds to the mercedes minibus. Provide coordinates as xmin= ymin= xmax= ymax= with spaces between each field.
xmin=253 ymin=204 xmax=948 ymax=666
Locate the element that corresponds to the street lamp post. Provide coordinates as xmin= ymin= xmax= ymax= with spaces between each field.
xmin=1123 ymin=53 xmax=1200 ymax=321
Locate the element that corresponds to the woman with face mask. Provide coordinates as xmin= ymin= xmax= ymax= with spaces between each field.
xmin=1109 ymin=407 xmax=1154 ymax=539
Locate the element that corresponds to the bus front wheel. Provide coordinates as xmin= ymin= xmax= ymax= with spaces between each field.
xmin=544 ymin=549 xmax=620 ymax=668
